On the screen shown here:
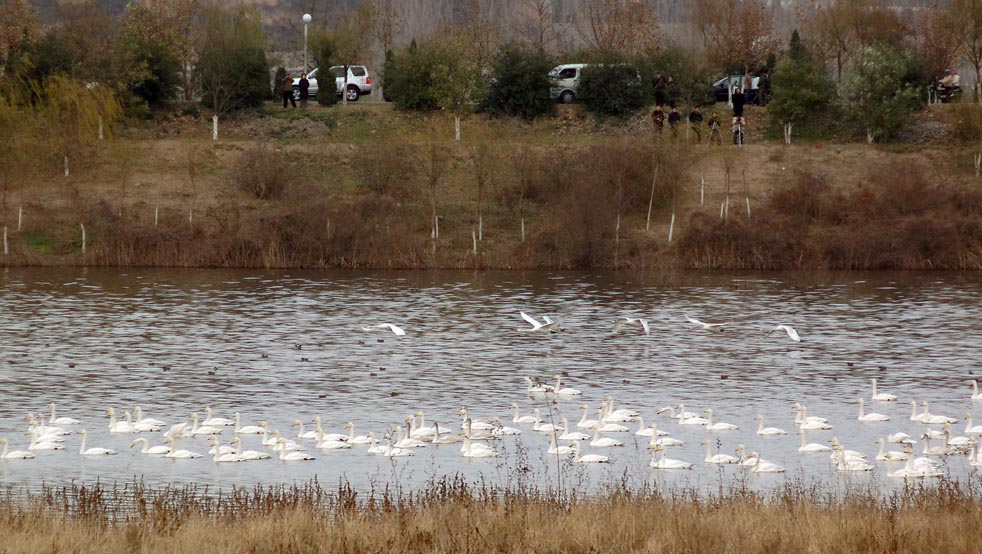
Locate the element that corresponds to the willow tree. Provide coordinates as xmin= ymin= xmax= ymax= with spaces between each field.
xmin=35 ymin=75 xmax=121 ymax=178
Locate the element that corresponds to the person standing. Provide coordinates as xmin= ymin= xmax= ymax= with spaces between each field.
xmin=666 ymin=75 xmax=679 ymax=108
xmin=651 ymin=105 xmax=665 ymax=143
xmin=668 ymin=107 xmax=681 ymax=139
xmin=653 ymin=72 xmax=666 ymax=107
xmin=298 ymin=73 xmax=310 ymax=108
xmin=707 ymin=111 xmax=722 ymax=145
xmin=731 ymin=86 xmax=746 ymax=119
xmin=688 ymin=106 xmax=703 ymax=143
xmin=281 ymin=73 xmax=296 ymax=109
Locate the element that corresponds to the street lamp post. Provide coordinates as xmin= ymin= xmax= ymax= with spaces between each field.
xmin=303 ymin=13 xmax=312 ymax=72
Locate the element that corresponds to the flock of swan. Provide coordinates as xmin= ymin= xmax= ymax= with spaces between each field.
xmin=4 ymin=376 xmax=982 ymax=480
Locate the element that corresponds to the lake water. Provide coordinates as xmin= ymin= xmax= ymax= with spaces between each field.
xmin=0 ymin=268 xmax=980 ymax=495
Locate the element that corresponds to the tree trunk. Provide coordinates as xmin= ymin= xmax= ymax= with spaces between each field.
xmin=455 ymin=116 xmax=461 ymax=141
xmin=645 ymin=168 xmax=658 ymax=231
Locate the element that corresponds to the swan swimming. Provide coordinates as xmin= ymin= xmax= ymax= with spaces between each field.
xmin=570 ymin=441 xmax=609 ymax=463
xmin=650 ymin=446 xmax=693 ymax=469
xmin=870 ymin=379 xmax=897 ymax=402
xmin=700 ymin=440 xmax=739 ymax=464
xmin=857 ymin=398 xmax=890 ymax=422
xmin=78 ymin=430 xmax=116 ymax=456
xmin=754 ymin=415 xmax=788 ymax=435
xmin=0 ymin=438 xmax=35 ymax=460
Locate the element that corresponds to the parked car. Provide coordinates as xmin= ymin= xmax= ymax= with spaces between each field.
xmin=712 ymin=75 xmax=760 ymax=104
xmin=549 ymin=63 xmax=587 ymax=104
xmin=293 ymin=65 xmax=373 ymax=102
xmin=549 ymin=63 xmax=641 ymax=104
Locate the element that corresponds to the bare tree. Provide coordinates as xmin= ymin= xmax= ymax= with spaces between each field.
xmin=909 ymin=4 xmax=959 ymax=80
xmin=951 ymin=0 xmax=982 ymax=90
xmin=374 ymin=0 xmax=401 ymax=99
xmin=576 ymin=0 xmax=662 ymax=56
xmin=796 ymin=0 xmax=853 ymax=81
xmin=511 ymin=0 xmax=567 ymax=54
xmin=691 ymin=0 xmax=779 ymax=79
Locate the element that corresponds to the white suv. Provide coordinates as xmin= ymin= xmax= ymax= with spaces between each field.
xmin=293 ymin=65 xmax=373 ymax=102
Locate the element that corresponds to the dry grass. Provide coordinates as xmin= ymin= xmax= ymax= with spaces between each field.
xmin=1 ymin=478 xmax=981 ymax=553
xmin=1 ymin=104 xmax=981 ymax=270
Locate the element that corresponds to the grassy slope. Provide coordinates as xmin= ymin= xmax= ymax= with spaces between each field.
xmin=0 ymin=101 xmax=978 ymax=269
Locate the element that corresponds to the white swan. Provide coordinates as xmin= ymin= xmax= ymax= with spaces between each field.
xmin=870 ymin=379 xmax=897 ymax=402
xmin=918 ymin=402 xmax=956 ymax=425
xmin=381 ymin=435 xmax=413 ymax=457
xmin=78 ymin=430 xmax=116 ymax=456
xmin=277 ymin=439 xmax=315 ymax=460
xmin=700 ymin=440 xmax=739 ymax=464
xmin=366 ymin=433 xmax=387 ymax=454
xmin=750 ymin=451 xmax=785 ymax=473
xmin=965 ymin=413 xmax=982 ymax=435
xmin=202 ymin=407 xmax=235 ymax=427
xmin=130 ymin=438 xmax=171 ymax=455
xmin=516 ymin=311 xmax=564 ymax=333
xmin=292 ymin=419 xmax=320 ymax=441
xmin=552 ymin=375 xmax=582 ymax=396
xmin=315 ymin=429 xmax=352 ymax=450
xmin=969 ymin=440 xmax=982 ymax=467
xmin=458 ymin=407 xmax=495 ymax=431
xmin=633 ymin=416 xmax=661 ymax=437
xmin=410 ymin=411 xmax=438 ymax=439
xmin=792 ymin=403 xmax=830 ymax=425
xmin=531 ymin=409 xmax=560 ymax=434
xmin=704 ymin=409 xmax=738 ymax=431
xmin=47 ymin=403 xmax=81 ymax=426
xmin=394 ymin=421 xmax=427 ymax=449
xmin=0 ymin=438 xmax=35 ymax=459
xmin=207 ymin=436 xmax=237 ymax=455
xmin=105 ymin=408 xmax=136 ymax=433
xmin=827 ymin=437 xmax=868 ymax=461
xmin=889 ymin=449 xmax=942 ymax=478
xmin=734 ymin=444 xmax=764 ymax=467
xmin=603 ymin=396 xmax=639 ymax=422
xmin=188 ymin=413 xmax=223 ymax=436
xmin=546 ymin=431 xmax=574 ymax=455
xmin=920 ymin=434 xmax=946 ymax=456
xmin=362 ymin=323 xmax=406 ymax=336
xmin=163 ymin=422 xmax=190 ymax=440
xmin=344 ymin=422 xmax=373 ymax=444
xmin=832 ymin=446 xmax=874 ymax=471
xmin=972 ymin=379 xmax=982 ymax=402
xmin=764 ymin=324 xmax=800 ymax=342
xmin=431 ymin=423 xmax=462 ymax=445
xmin=909 ymin=400 xmax=927 ymax=422
xmin=589 ymin=426 xmax=623 ymax=448
xmin=510 ymin=403 xmax=537 ymax=424
xmin=27 ymin=430 xmax=63 ymax=451
xmin=576 ymin=405 xmax=600 ymax=430
xmin=874 ymin=438 xmax=908 ymax=461
xmin=796 ymin=430 xmax=831 ymax=453
xmin=857 ymin=399 xmax=890 ymax=422
xmin=650 ymin=446 xmax=693 ymax=469
xmin=646 ymin=425 xmax=684 ymax=448
xmin=234 ymin=414 xmax=265 ymax=435
xmin=26 ymin=426 xmax=65 ymax=445
xmin=685 ymin=316 xmax=728 ymax=333
xmin=754 ymin=415 xmax=788 ymax=435
xmin=887 ymin=431 xmax=915 ymax=444
xmin=613 ymin=317 xmax=650 ymax=335
xmin=489 ymin=418 xmax=521 ymax=436
xmin=570 ymin=441 xmax=609 ymax=463
xmin=596 ymin=409 xmax=630 ymax=433
xmin=462 ymin=435 xmax=498 ymax=458
xmin=132 ymin=406 xmax=166 ymax=427
xmin=123 ymin=412 xmax=161 ymax=433
xmin=230 ymin=437 xmax=270 ymax=460
xmin=24 ymin=414 xmax=69 ymax=436
xmin=559 ymin=419 xmax=591 ymax=441
xmin=162 ymin=437 xmax=202 ymax=459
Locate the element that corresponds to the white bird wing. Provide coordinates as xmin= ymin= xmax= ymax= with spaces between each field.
xmin=685 ymin=316 xmax=704 ymax=326
xmin=520 ymin=311 xmax=544 ymax=329
xmin=612 ymin=319 xmax=626 ymax=332
xmin=782 ymin=325 xmax=801 ymax=342
xmin=640 ymin=319 xmax=650 ymax=336
xmin=381 ymin=323 xmax=407 ymax=336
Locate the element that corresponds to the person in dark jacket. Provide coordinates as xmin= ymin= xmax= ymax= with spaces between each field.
xmin=731 ymin=87 xmax=746 ymax=118
xmin=666 ymin=75 xmax=679 ymax=108
xmin=653 ymin=72 xmax=666 ymax=107
xmin=651 ymin=105 xmax=665 ymax=142
xmin=298 ymin=73 xmax=310 ymax=108
xmin=688 ymin=106 xmax=703 ymax=143
xmin=281 ymin=73 xmax=296 ymax=108
xmin=668 ymin=107 xmax=681 ymax=139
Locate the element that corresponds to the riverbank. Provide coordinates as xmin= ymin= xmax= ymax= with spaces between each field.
xmin=1 ymin=102 xmax=980 ymax=270
xmin=0 ymin=479 xmax=979 ymax=553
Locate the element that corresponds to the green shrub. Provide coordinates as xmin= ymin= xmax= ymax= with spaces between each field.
xmin=196 ymin=6 xmax=269 ymax=114
xmin=479 ymin=44 xmax=555 ymax=121
xmin=577 ymin=63 xmax=646 ymax=118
